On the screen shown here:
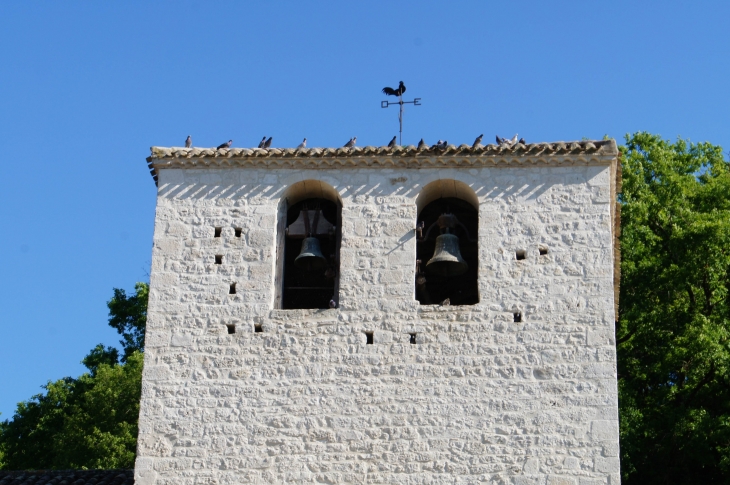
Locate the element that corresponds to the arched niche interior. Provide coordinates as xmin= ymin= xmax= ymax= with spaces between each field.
xmin=275 ymin=180 xmax=341 ymax=310
xmin=415 ymin=179 xmax=479 ymax=306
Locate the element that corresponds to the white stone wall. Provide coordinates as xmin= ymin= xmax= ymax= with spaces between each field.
xmin=136 ymin=164 xmax=620 ymax=485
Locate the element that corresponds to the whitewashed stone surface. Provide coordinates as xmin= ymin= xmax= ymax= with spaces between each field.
xmin=136 ymin=164 xmax=620 ymax=484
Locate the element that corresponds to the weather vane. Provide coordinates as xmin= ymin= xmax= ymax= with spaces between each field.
xmin=381 ymin=81 xmax=421 ymax=145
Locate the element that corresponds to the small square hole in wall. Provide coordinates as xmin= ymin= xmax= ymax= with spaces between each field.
xmin=365 ymin=332 xmax=374 ymax=345
xmin=229 ymin=283 xmax=236 ymax=294
xmin=234 ymin=228 xmax=242 ymax=237
xmin=539 ymin=247 xmax=548 ymax=256
xmin=226 ymin=324 xmax=235 ymax=334
xmin=409 ymin=333 xmax=417 ymax=345
xmin=214 ymin=227 xmax=222 ymax=238
xmin=215 ymin=255 xmax=223 ymax=264
xmin=516 ymin=250 xmax=526 ymax=260
xmin=514 ymin=312 xmax=522 ymax=323
xmin=254 ymin=323 xmax=263 ymax=333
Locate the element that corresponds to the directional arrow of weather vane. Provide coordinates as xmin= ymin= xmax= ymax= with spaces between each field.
xmin=381 ymin=81 xmax=421 ymax=145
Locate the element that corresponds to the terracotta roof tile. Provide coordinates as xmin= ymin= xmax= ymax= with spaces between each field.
xmin=149 ymin=139 xmax=613 ymax=160
xmin=145 ymin=139 xmax=618 ymax=184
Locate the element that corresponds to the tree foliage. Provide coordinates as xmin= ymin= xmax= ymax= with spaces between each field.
xmin=618 ymin=132 xmax=730 ymax=483
xmin=0 ymin=283 xmax=148 ymax=470
xmin=107 ymin=282 xmax=148 ymax=361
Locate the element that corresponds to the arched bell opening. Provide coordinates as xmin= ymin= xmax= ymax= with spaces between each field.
xmin=275 ymin=180 xmax=341 ymax=310
xmin=416 ymin=196 xmax=479 ymax=306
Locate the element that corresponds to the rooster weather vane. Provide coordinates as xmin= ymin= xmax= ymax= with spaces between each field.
xmin=381 ymin=81 xmax=421 ymax=145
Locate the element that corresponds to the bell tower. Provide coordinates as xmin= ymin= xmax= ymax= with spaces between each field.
xmin=137 ymin=140 xmax=622 ymax=484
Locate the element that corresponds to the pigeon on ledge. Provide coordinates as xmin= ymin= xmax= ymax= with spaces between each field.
xmin=417 ymin=138 xmax=426 ymax=149
xmin=472 ymin=134 xmax=483 ymax=148
xmin=344 ymin=137 xmax=357 ymax=148
xmin=263 ymin=137 xmax=272 ymax=149
xmin=387 ymin=136 xmax=397 ymax=148
xmin=297 ymin=138 xmax=307 ymax=148
xmin=496 ymin=135 xmax=518 ymax=148
xmin=257 ymin=136 xmax=266 ymax=148
xmin=217 ymin=140 xmax=232 ymax=150
xmin=185 ymin=135 xmax=192 ymax=148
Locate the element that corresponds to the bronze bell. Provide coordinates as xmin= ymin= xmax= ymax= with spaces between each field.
xmin=294 ymin=237 xmax=327 ymax=272
xmin=426 ymin=233 xmax=468 ymax=277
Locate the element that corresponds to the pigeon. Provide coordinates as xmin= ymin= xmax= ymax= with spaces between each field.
xmin=387 ymin=136 xmax=397 ymax=148
xmin=496 ymin=135 xmax=518 ymax=148
xmin=344 ymin=137 xmax=357 ymax=148
xmin=432 ymin=140 xmax=444 ymax=149
xmin=329 ymin=299 xmax=337 ymax=309
xmin=185 ymin=135 xmax=192 ymax=148
xmin=382 ymin=81 xmax=406 ymax=97
xmin=257 ymin=136 xmax=267 ymax=148
xmin=440 ymin=298 xmax=450 ymax=306
xmin=472 ymin=134 xmax=483 ymax=148
xmin=518 ymin=137 xmax=526 ymax=145
xmin=417 ymin=138 xmax=426 ymax=149
xmin=217 ymin=140 xmax=232 ymax=150
xmin=297 ymin=138 xmax=307 ymax=148
xmin=437 ymin=140 xmax=448 ymax=149
xmin=263 ymin=137 xmax=272 ymax=149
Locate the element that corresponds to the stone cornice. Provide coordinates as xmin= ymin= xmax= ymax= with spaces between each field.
xmin=146 ymin=140 xmax=618 ymax=184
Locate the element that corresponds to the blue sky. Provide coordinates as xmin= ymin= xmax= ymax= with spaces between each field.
xmin=1 ymin=1 xmax=728 ymax=419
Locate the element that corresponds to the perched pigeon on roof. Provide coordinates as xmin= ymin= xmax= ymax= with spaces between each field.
xmin=387 ymin=136 xmax=397 ymax=148
xmin=185 ymin=135 xmax=192 ymax=148
xmin=344 ymin=137 xmax=356 ymax=148
xmin=518 ymin=137 xmax=526 ymax=145
xmin=257 ymin=136 xmax=266 ymax=148
xmin=496 ymin=135 xmax=518 ymax=148
xmin=432 ymin=140 xmax=444 ymax=149
xmin=217 ymin=140 xmax=232 ymax=150
xmin=297 ymin=138 xmax=307 ymax=148
xmin=263 ymin=137 xmax=272 ymax=149
xmin=382 ymin=81 xmax=406 ymax=97
xmin=417 ymin=138 xmax=426 ymax=149
xmin=472 ymin=134 xmax=483 ymax=148
xmin=329 ymin=299 xmax=337 ymax=309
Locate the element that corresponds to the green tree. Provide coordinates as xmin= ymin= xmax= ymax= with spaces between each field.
xmin=618 ymin=133 xmax=730 ymax=483
xmin=107 ymin=282 xmax=148 ymax=361
xmin=0 ymin=283 xmax=148 ymax=470
xmin=0 ymin=353 xmax=143 ymax=470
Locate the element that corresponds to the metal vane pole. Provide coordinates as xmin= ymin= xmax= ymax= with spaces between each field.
xmin=381 ymin=95 xmax=421 ymax=145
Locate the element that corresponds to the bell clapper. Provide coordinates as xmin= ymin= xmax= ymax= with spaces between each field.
xmin=325 ymin=253 xmax=338 ymax=279
xmin=415 ymin=259 xmax=426 ymax=285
